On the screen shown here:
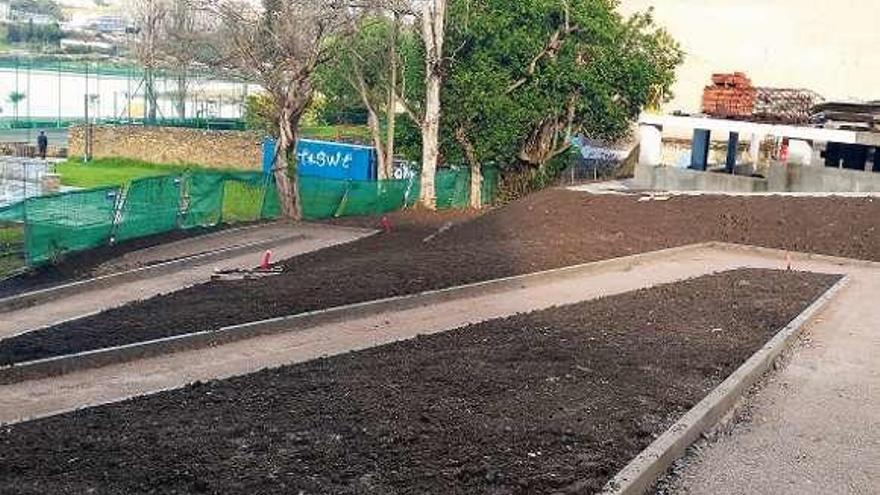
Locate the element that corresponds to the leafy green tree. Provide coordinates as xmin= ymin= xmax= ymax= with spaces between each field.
xmin=318 ymin=18 xmax=392 ymax=174
xmin=243 ymin=93 xmax=279 ymax=136
xmin=440 ymin=0 xmax=682 ymax=205
xmin=318 ymin=12 xmax=422 ymax=178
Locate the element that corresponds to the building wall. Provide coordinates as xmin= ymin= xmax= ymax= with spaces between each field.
xmin=619 ymin=0 xmax=880 ymax=112
xmin=69 ymin=125 xmax=262 ymax=170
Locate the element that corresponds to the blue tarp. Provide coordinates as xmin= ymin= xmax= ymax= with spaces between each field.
xmin=262 ymin=137 xmax=377 ymax=181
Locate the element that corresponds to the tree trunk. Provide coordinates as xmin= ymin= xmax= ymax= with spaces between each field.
xmin=419 ymin=0 xmax=446 ymax=210
xmin=145 ymin=68 xmax=157 ymax=123
xmin=366 ymin=106 xmax=388 ymax=179
xmin=177 ymin=72 xmax=187 ymax=119
xmin=455 ymin=127 xmax=482 ymax=208
xmin=275 ymin=110 xmax=302 ymax=220
xmin=385 ymin=12 xmax=399 ymax=180
xmin=419 ymin=77 xmax=440 ymax=208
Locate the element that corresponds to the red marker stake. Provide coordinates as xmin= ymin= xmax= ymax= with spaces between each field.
xmin=261 ymin=250 xmax=272 ymax=271
xmin=380 ymin=215 xmax=392 ymax=233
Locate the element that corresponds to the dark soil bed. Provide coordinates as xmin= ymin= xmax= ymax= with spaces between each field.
xmin=0 ymin=269 xmax=839 ymax=495
xmin=1 ymin=189 xmax=875 ymax=365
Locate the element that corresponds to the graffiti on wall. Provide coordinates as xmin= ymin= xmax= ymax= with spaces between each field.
xmin=296 ymin=149 xmax=354 ymax=170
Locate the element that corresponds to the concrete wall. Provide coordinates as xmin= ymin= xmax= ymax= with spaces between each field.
xmin=634 ymin=163 xmax=769 ymax=193
xmin=660 ymin=138 xmax=754 ymax=169
xmin=619 ymin=0 xmax=880 ymax=113
xmin=69 ymin=125 xmax=262 ymax=170
xmin=636 ymin=162 xmax=880 ymax=193
xmin=768 ymin=163 xmax=880 ymax=193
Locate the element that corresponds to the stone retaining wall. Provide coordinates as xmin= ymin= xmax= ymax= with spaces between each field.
xmin=69 ymin=125 xmax=262 ymax=170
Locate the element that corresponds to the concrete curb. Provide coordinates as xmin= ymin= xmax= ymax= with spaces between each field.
xmin=707 ymin=241 xmax=880 ymax=269
xmin=584 ymin=275 xmax=850 ymax=495
xmin=0 ymin=233 xmax=307 ymax=314
xmin=0 ymin=243 xmax=711 ymax=384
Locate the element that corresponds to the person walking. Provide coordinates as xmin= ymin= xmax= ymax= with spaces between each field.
xmin=36 ymin=131 xmax=48 ymax=160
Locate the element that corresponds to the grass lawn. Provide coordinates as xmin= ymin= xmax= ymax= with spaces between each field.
xmin=0 ymin=223 xmax=25 ymax=278
xmin=56 ymin=158 xmax=192 ymax=189
xmin=56 ymin=158 xmax=268 ymax=224
xmin=300 ymin=125 xmax=370 ymax=143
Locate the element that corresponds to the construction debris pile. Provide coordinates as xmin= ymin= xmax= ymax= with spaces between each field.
xmin=702 ymin=72 xmax=823 ymax=124
xmin=702 ymin=72 xmax=755 ymax=118
xmin=811 ymin=102 xmax=880 ymax=131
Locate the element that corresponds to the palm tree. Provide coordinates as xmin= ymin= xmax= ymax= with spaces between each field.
xmin=7 ymin=92 xmax=26 ymax=122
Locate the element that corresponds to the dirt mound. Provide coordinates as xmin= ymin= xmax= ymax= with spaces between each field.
xmin=1 ymin=189 xmax=876 ymax=364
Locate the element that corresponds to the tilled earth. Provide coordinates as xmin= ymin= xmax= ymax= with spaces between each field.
xmin=1 ymin=189 xmax=876 ymax=364
xmin=0 ymin=269 xmax=840 ymax=495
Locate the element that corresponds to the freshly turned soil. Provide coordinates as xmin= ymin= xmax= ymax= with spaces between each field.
xmin=0 ymin=269 xmax=840 ymax=495
xmin=1 ymin=189 xmax=875 ymax=364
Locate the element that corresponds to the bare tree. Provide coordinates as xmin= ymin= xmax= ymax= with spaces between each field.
xmin=197 ymin=0 xmax=352 ymax=219
xmin=131 ymin=0 xmax=167 ymax=122
xmin=163 ymin=0 xmax=199 ymax=119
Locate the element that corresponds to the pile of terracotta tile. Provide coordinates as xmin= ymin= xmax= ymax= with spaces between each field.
xmin=701 ymin=72 xmax=756 ymax=118
xmin=702 ymin=72 xmax=824 ymax=124
xmin=753 ymin=88 xmax=823 ymax=124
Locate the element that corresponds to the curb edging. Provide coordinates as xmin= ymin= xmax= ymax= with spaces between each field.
xmin=587 ymin=275 xmax=850 ymax=495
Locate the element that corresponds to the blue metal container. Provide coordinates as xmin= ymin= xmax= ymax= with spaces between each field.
xmin=262 ymin=137 xmax=377 ymax=181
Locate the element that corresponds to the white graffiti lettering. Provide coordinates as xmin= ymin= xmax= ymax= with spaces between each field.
xmin=297 ymin=150 xmax=353 ymax=169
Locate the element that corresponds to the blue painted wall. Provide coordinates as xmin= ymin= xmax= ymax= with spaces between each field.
xmin=262 ymin=137 xmax=377 ymax=181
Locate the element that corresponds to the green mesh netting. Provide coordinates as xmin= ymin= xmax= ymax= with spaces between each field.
xmin=16 ymin=166 xmax=497 ymax=267
xmin=335 ymin=180 xmax=415 ymax=217
xmin=180 ymin=172 xmax=224 ymax=229
xmin=297 ymin=176 xmax=418 ymax=220
xmin=299 ymin=176 xmax=349 ymax=220
xmin=410 ymin=167 xmax=498 ymax=208
xmin=25 ymin=187 xmax=120 ymax=264
xmin=260 ymin=178 xmax=282 ymax=220
xmin=434 ymin=168 xmax=471 ymax=209
xmin=220 ymin=172 xmax=276 ymax=224
xmin=481 ymin=167 xmax=499 ymax=205
xmin=0 ymin=202 xmax=24 ymax=223
xmin=114 ymin=175 xmax=182 ymax=242
xmin=0 ymin=202 xmax=25 ymax=277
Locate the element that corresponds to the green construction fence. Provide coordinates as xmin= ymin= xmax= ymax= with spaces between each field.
xmin=0 ymin=166 xmax=497 ymax=268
